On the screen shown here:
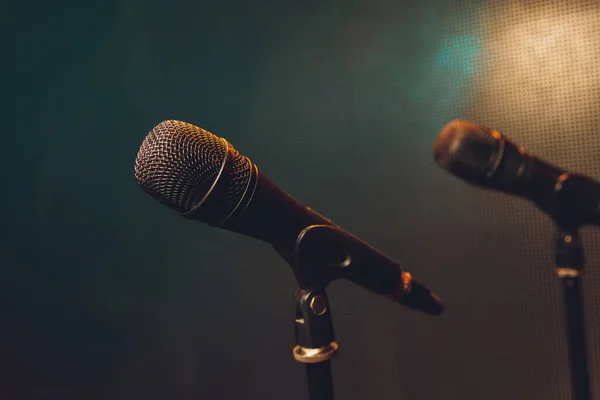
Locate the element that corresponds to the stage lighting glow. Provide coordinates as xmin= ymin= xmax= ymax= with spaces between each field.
xmin=478 ymin=2 xmax=600 ymax=133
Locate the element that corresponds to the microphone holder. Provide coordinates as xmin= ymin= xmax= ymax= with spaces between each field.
xmin=280 ymin=223 xmax=434 ymax=399
xmin=287 ymin=225 xmax=346 ymax=400
xmin=554 ymin=225 xmax=591 ymax=400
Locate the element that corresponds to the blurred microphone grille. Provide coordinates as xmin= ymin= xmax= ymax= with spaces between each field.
xmin=134 ymin=120 xmax=229 ymax=214
xmin=433 ymin=120 xmax=499 ymax=176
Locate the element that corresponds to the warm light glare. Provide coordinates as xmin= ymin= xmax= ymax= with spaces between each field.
xmin=479 ymin=2 xmax=600 ymax=136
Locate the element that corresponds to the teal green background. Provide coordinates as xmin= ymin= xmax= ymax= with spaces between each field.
xmin=7 ymin=0 xmax=600 ymax=399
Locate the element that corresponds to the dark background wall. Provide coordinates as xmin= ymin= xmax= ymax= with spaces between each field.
xmin=6 ymin=0 xmax=600 ymax=399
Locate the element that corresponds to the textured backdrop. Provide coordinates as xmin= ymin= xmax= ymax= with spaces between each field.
xmin=6 ymin=0 xmax=600 ymax=399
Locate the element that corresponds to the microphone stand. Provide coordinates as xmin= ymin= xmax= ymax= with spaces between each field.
xmin=288 ymin=225 xmax=344 ymax=400
xmin=293 ymin=288 xmax=337 ymax=400
xmin=279 ymin=223 xmax=437 ymax=399
xmin=554 ymin=227 xmax=591 ymax=400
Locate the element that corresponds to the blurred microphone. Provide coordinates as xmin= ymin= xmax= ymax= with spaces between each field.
xmin=433 ymin=120 xmax=600 ymax=227
xmin=134 ymin=120 xmax=442 ymax=315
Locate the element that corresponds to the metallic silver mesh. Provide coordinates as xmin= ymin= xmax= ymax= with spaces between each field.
xmin=226 ymin=146 xmax=252 ymax=205
xmin=134 ymin=120 xmax=229 ymax=214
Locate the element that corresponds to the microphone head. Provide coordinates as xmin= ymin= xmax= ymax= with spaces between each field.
xmin=433 ymin=120 xmax=502 ymax=183
xmin=134 ymin=120 xmax=257 ymax=224
xmin=433 ymin=120 xmax=504 ymax=187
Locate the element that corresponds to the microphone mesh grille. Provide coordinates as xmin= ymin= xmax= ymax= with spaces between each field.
xmin=227 ymin=146 xmax=253 ymax=205
xmin=134 ymin=120 xmax=229 ymax=214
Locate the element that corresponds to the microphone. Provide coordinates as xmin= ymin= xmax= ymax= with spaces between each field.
xmin=433 ymin=120 xmax=600 ymax=227
xmin=134 ymin=120 xmax=442 ymax=315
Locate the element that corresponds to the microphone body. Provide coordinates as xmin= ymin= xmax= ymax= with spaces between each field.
xmin=135 ymin=120 xmax=442 ymax=315
xmin=433 ymin=120 xmax=600 ymax=227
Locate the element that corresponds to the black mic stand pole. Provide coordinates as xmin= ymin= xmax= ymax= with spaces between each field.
xmin=288 ymin=225 xmax=343 ymax=400
xmin=554 ymin=226 xmax=591 ymax=400
xmin=282 ymin=223 xmax=436 ymax=399
xmin=293 ymin=288 xmax=337 ymax=400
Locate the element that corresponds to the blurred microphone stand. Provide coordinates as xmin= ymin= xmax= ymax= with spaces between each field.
xmin=551 ymin=195 xmax=597 ymax=400
xmin=554 ymin=225 xmax=591 ymax=400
